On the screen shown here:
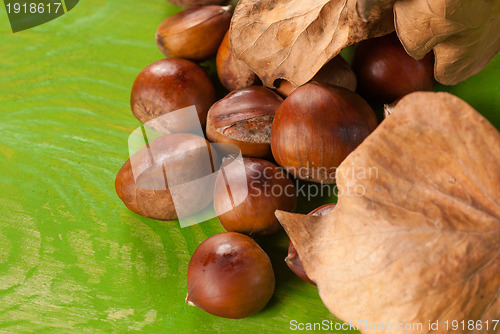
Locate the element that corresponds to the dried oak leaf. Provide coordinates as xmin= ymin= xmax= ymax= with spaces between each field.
xmin=394 ymin=0 xmax=500 ymax=85
xmin=229 ymin=0 xmax=394 ymax=88
xmin=356 ymin=0 xmax=394 ymax=21
xmin=277 ymin=92 xmax=500 ymax=334
xmin=231 ymin=0 xmax=500 ymax=88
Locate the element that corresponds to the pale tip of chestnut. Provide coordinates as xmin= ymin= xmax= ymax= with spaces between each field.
xmin=185 ymin=295 xmax=196 ymax=307
xmin=384 ymin=97 xmax=402 ymax=118
xmin=384 ymin=104 xmax=394 ymax=118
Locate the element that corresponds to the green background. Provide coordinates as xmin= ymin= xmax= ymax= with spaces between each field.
xmin=0 ymin=0 xmax=499 ymax=333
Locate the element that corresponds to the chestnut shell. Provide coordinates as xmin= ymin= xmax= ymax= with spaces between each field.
xmin=271 ymin=82 xmax=378 ymax=184
xmin=353 ymin=33 xmax=435 ymax=103
xmin=130 ymin=58 xmax=216 ymax=131
xmin=115 ymin=133 xmax=216 ymax=220
xmin=206 ymin=86 xmax=283 ymax=158
xmin=156 ymin=6 xmax=232 ymax=62
xmin=216 ymin=31 xmax=260 ymax=91
xmin=285 ymin=203 xmax=336 ymax=285
xmin=214 ymin=157 xmax=297 ymax=237
xmin=167 ymin=0 xmax=227 ymax=9
xmin=186 ymin=232 xmax=275 ymax=319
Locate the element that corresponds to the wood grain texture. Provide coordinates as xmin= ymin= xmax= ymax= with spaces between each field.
xmin=0 ymin=1 xmax=343 ymax=332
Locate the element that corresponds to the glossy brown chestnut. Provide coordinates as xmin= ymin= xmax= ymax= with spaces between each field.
xmin=271 ymin=82 xmax=378 ymax=184
xmin=275 ymin=55 xmax=357 ymax=97
xmin=167 ymin=0 xmax=227 ymax=8
xmin=186 ymin=232 xmax=275 ymax=319
xmin=206 ymin=86 xmax=283 ymax=158
xmin=115 ymin=133 xmax=217 ymax=220
xmin=130 ymin=58 xmax=216 ymax=132
xmin=285 ymin=203 xmax=336 ymax=285
xmin=214 ymin=157 xmax=297 ymax=237
xmin=352 ymin=33 xmax=435 ymax=103
xmin=156 ymin=5 xmax=232 ymax=62
xmin=216 ymin=31 xmax=260 ymax=91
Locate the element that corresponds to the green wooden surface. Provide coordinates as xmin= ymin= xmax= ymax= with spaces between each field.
xmin=0 ymin=0 xmax=499 ymax=333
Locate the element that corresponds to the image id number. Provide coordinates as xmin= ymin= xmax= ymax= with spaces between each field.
xmin=444 ymin=320 xmax=499 ymax=331
xmin=6 ymin=2 xmax=63 ymax=14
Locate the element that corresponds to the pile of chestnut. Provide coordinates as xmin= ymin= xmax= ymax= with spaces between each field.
xmin=115 ymin=0 xmax=435 ymax=319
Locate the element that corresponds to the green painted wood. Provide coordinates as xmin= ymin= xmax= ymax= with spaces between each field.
xmin=0 ymin=1 xmax=498 ymax=333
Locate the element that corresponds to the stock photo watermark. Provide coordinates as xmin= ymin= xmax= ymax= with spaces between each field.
xmin=289 ymin=319 xmax=499 ymax=332
xmin=4 ymin=0 xmax=79 ymax=32
xmin=127 ymin=106 xmax=380 ymax=227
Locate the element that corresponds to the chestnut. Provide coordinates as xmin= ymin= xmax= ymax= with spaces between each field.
xmin=285 ymin=203 xmax=336 ymax=285
xmin=352 ymin=32 xmax=435 ymax=103
xmin=167 ymin=0 xmax=227 ymax=9
xmin=383 ymin=97 xmax=401 ymax=118
xmin=214 ymin=157 xmax=297 ymax=237
xmin=130 ymin=58 xmax=216 ymax=132
xmin=216 ymin=31 xmax=260 ymax=91
xmin=206 ymin=86 xmax=283 ymax=158
xmin=115 ymin=133 xmax=217 ymax=220
xmin=186 ymin=232 xmax=275 ymax=319
xmin=156 ymin=5 xmax=232 ymax=62
xmin=271 ymin=82 xmax=378 ymax=184
xmin=275 ymin=55 xmax=357 ymax=97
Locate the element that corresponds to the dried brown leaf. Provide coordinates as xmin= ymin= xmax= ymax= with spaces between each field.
xmin=357 ymin=0 xmax=394 ymax=21
xmin=229 ymin=0 xmax=394 ymax=88
xmin=277 ymin=92 xmax=500 ymax=334
xmin=394 ymin=0 xmax=500 ymax=85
